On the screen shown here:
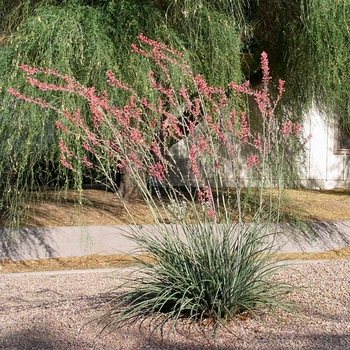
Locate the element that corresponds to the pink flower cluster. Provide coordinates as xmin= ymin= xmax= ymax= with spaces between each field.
xmin=281 ymin=121 xmax=302 ymax=136
xmin=149 ymin=162 xmax=166 ymax=183
xmin=189 ymin=145 xmax=200 ymax=177
xmin=240 ymin=112 xmax=250 ymax=144
xmin=55 ymin=120 xmax=68 ymax=132
xmin=180 ymin=87 xmax=201 ymax=117
xmin=8 ymin=33 xmax=309 ymax=217
xmin=197 ymin=185 xmax=213 ymax=203
xmin=247 ymin=155 xmax=259 ymax=168
xmin=60 ymin=158 xmax=74 ymax=171
xmin=59 ymin=140 xmax=74 ymax=157
xmin=197 ymin=186 xmax=216 ymax=221
xmin=229 ymin=52 xmax=285 ymax=121
xmin=82 ymin=156 xmax=93 ymax=168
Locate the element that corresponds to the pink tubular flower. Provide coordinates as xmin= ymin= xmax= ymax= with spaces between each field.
xmin=82 ymin=156 xmax=93 ymax=168
xmin=261 ymin=51 xmax=272 ymax=87
xmin=118 ymin=158 xmax=129 ymax=173
xmin=189 ymin=144 xmax=200 ymax=177
xmin=188 ymin=122 xmax=196 ymax=135
xmin=132 ymin=33 xmax=188 ymax=80
xmin=82 ymin=142 xmax=93 ymax=153
xmin=180 ymin=87 xmax=190 ymax=101
xmin=197 ymin=186 xmax=213 ymax=204
xmin=254 ymin=137 xmax=262 ymax=150
xmin=151 ymin=118 xmax=158 ymax=129
xmin=90 ymin=103 xmax=103 ymax=128
xmin=204 ymin=185 xmax=213 ymax=202
xmin=198 ymin=137 xmax=210 ymax=155
xmin=148 ymin=71 xmax=174 ymax=102
xmin=168 ymin=110 xmax=180 ymax=133
xmin=197 ymin=189 xmax=204 ymax=203
xmin=278 ymin=79 xmax=285 ymax=98
xmin=195 ymin=75 xmax=208 ymax=94
xmin=151 ymin=141 xmax=162 ymax=159
xmin=228 ymin=80 xmax=252 ymax=95
xmin=207 ymin=208 xmax=216 ymax=221
xmin=59 ymin=140 xmax=73 ymax=157
xmin=55 ymin=120 xmax=68 ymax=132
xmin=247 ymin=155 xmax=259 ymax=168
xmin=130 ymin=128 xmax=144 ymax=144
xmin=20 ymin=64 xmax=39 ymax=75
xmin=195 ymin=75 xmax=225 ymax=101
xmin=163 ymin=111 xmax=183 ymax=139
xmin=189 ymin=98 xmax=201 ymax=117
xmin=281 ymin=121 xmax=293 ymax=135
xmin=106 ymin=71 xmax=132 ymax=91
xmin=85 ymin=130 xmax=100 ymax=146
xmin=8 ymin=88 xmax=52 ymax=109
xmin=293 ymin=123 xmax=302 ymax=135
xmin=142 ymin=98 xmax=156 ymax=112
xmin=241 ymin=112 xmax=250 ymax=144
xmin=65 ymin=109 xmax=83 ymax=128
xmin=149 ymin=162 xmax=166 ymax=182
xmin=281 ymin=121 xmax=302 ymax=136
xmin=60 ymin=158 xmax=74 ymax=171
xmin=218 ymin=131 xmax=227 ymax=145
xmin=26 ymin=76 xmax=71 ymax=93
xmin=137 ymin=33 xmax=183 ymax=58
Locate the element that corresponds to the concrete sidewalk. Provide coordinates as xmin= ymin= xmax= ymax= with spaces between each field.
xmin=1 ymin=221 xmax=350 ymax=262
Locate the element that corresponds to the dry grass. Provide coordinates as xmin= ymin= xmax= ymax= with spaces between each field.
xmin=2 ymin=187 xmax=350 ymax=228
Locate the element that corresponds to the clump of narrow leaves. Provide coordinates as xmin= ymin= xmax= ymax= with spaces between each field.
xmin=99 ymin=221 xmax=292 ymax=334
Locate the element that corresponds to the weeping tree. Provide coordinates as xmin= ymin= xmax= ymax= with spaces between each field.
xmin=0 ymin=0 xmax=244 ymax=226
xmin=1 ymin=0 xmax=350 ymax=226
xmin=0 ymin=2 xmax=122 ymax=225
xmin=251 ymin=0 xmax=350 ymax=128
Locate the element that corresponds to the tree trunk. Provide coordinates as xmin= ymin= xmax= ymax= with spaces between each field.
xmin=118 ymin=171 xmax=146 ymax=200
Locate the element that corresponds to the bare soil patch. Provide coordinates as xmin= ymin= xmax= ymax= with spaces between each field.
xmin=1 ymin=188 xmax=350 ymax=273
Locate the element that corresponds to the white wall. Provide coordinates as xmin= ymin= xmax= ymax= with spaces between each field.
xmin=301 ymin=106 xmax=350 ymax=189
xmin=169 ymin=137 xmax=248 ymax=188
xmin=169 ymin=106 xmax=350 ymax=190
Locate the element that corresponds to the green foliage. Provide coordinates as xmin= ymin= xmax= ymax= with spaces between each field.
xmin=0 ymin=0 xmax=245 ymax=226
xmin=0 ymin=3 xmax=120 ymax=224
xmin=2 ymin=0 xmax=350 ymax=227
xmin=251 ymin=0 xmax=350 ymax=128
xmin=162 ymin=0 xmax=244 ymax=86
xmin=303 ymin=0 xmax=350 ymax=129
xmin=100 ymin=222 xmax=292 ymax=334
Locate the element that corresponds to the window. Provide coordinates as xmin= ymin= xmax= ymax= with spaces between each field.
xmin=335 ymin=119 xmax=350 ymax=154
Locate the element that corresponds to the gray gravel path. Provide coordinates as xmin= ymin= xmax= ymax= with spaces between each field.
xmin=0 ymin=259 xmax=349 ymax=349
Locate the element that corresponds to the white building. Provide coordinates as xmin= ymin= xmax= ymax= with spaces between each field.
xmin=169 ymin=105 xmax=350 ymax=190
xmin=301 ymin=106 xmax=350 ymax=189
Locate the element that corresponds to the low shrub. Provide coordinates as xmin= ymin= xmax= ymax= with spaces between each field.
xmin=99 ymin=220 xmax=292 ymax=334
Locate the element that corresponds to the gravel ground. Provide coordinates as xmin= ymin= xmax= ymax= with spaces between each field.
xmin=0 ymin=259 xmax=349 ymax=349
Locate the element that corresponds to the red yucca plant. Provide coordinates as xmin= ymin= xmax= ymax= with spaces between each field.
xmin=9 ymin=33 xmax=309 ymax=222
xmin=9 ymin=34 xmax=309 ymax=335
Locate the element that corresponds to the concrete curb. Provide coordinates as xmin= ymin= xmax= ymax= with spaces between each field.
xmin=1 ymin=221 xmax=350 ymax=262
